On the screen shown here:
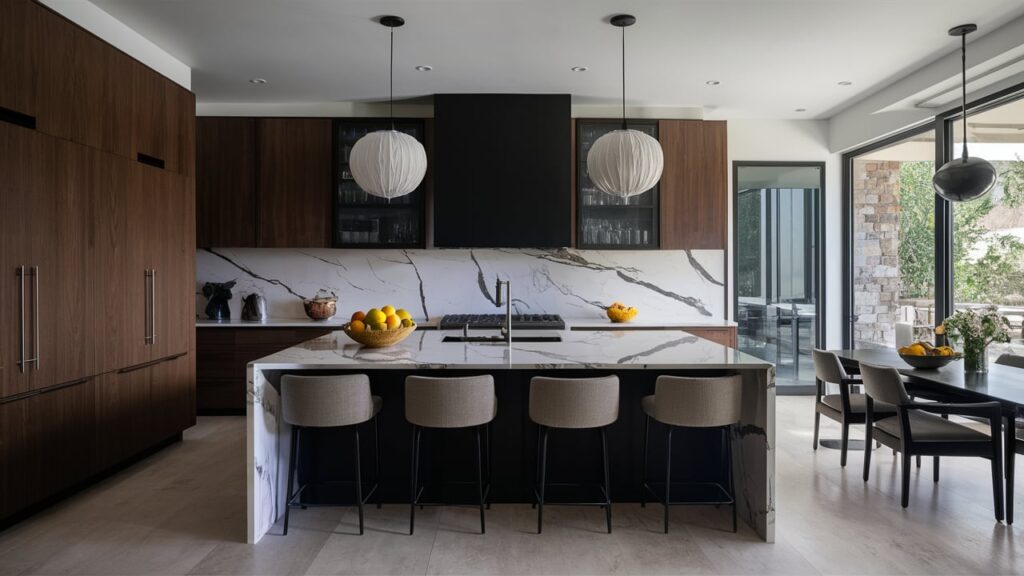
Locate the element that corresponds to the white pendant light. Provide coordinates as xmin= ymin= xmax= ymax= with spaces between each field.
xmin=932 ymin=24 xmax=997 ymax=202
xmin=350 ymin=15 xmax=427 ymax=201
xmin=587 ymin=14 xmax=663 ymax=199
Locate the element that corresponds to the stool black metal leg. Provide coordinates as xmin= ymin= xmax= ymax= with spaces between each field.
xmin=409 ymin=425 xmax=419 ymax=535
xmin=726 ymin=425 xmax=737 ymax=533
xmin=354 ymin=428 xmax=364 ymax=535
xmin=475 ymin=425 xmax=486 ymax=534
xmin=664 ymin=426 xmax=673 ymax=534
xmin=284 ymin=426 xmax=298 ymax=536
xmin=538 ymin=426 xmax=549 ymax=534
xmin=641 ymin=415 xmax=649 ymax=508
xmin=532 ymin=425 xmax=540 ymax=509
xmin=485 ymin=422 xmax=492 ymax=510
xmin=374 ymin=414 xmax=382 ymax=509
xmin=601 ymin=426 xmax=611 ymax=534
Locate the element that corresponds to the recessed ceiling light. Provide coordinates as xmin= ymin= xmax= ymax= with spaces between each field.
xmin=794 ymin=108 xmax=807 ymax=112
xmin=571 ymin=66 xmax=588 ymax=72
xmin=249 ymin=78 xmax=267 ymax=85
xmin=415 ymin=65 xmax=433 ymax=72
xmin=838 ymin=80 xmax=853 ymax=86
xmin=705 ymin=80 xmax=720 ymax=86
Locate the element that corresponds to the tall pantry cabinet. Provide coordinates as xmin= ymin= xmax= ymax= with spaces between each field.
xmin=0 ymin=0 xmax=196 ymax=523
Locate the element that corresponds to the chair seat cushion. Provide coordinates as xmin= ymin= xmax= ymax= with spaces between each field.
xmin=821 ymin=394 xmax=896 ymax=414
xmin=875 ymin=410 xmax=992 ymax=442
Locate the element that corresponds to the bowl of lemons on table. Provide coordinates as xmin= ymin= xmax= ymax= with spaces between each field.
xmin=897 ymin=341 xmax=960 ymax=369
xmin=343 ymin=305 xmax=417 ymax=348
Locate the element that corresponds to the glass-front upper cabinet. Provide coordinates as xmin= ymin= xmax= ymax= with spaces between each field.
xmin=576 ymin=119 xmax=659 ymax=249
xmin=333 ymin=119 xmax=426 ymax=248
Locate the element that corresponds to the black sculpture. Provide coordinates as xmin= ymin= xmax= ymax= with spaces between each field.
xmin=203 ymin=280 xmax=236 ymax=321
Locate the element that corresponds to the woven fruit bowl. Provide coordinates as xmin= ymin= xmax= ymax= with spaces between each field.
xmin=606 ymin=303 xmax=638 ymax=323
xmin=342 ymin=322 xmax=416 ymax=348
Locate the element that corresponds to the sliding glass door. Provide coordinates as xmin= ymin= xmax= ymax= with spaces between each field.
xmin=734 ymin=163 xmax=823 ymax=392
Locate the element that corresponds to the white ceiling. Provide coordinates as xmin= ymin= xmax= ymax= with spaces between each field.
xmin=89 ymin=0 xmax=1024 ymax=119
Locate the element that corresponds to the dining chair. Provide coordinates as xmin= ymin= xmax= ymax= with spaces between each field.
xmin=811 ymin=349 xmax=896 ymax=466
xmin=859 ymin=362 xmax=1005 ymax=521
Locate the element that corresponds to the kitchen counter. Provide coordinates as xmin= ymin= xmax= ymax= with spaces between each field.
xmin=197 ymin=316 xmax=729 ymax=330
xmin=196 ymin=317 xmax=441 ymax=329
xmin=246 ymin=330 xmax=775 ymax=544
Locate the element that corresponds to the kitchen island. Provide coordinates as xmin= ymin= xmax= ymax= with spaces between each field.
xmin=247 ymin=329 xmax=775 ymax=543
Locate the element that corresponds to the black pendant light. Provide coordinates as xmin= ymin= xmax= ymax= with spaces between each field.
xmin=932 ymin=24 xmax=997 ymax=202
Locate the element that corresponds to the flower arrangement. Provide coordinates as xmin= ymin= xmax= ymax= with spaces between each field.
xmin=938 ymin=306 xmax=1012 ymax=373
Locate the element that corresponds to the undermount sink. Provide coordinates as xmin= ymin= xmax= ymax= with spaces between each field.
xmin=443 ymin=335 xmax=563 ymax=343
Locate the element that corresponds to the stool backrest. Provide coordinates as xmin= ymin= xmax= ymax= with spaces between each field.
xmin=529 ymin=375 xmax=619 ymax=429
xmin=812 ymin=349 xmax=848 ymax=384
xmin=405 ymin=375 xmax=495 ymax=428
xmin=281 ymin=374 xmax=374 ymax=428
xmin=996 ymin=354 xmax=1024 ymax=369
xmin=858 ymin=362 xmax=910 ymax=407
xmin=653 ymin=375 xmax=743 ymax=427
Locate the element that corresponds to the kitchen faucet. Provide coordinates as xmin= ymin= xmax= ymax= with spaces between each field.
xmin=494 ymin=277 xmax=511 ymax=343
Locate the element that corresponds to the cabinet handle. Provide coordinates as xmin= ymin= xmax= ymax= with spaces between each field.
xmin=31 ymin=266 xmax=39 ymax=369
xmin=16 ymin=266 xmax=26 ymax=372
xmin=144 ymin=269 xmax=154 ymax=344
xmin=151 ymin=268 xmax=157 ymax=345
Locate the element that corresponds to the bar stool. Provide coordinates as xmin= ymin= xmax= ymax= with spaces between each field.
xmin=530 ymin=375 xmax=619 ymax=534
xmin=641 ymin=375 xmax=742 ymax=533
xmin=280 ymin=374 xmax=382 ymax=536
xmin=406 ymin=374 xmax=496 ymax=535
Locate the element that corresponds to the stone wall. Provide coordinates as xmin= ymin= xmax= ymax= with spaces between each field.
xmin=852 ymin=160 xmax=901 ymax=347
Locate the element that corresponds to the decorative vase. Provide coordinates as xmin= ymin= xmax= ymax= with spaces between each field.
xmin=962 ymin=342 xmax=988 ymax=373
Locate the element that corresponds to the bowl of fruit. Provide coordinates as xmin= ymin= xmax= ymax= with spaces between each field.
xmin=606 ymin=302 xmax=638 ymax=323
xmin=897 ymin=341 xmax=960 ymax=369
xmin=343 ymin=305 xmax=417 ymax=348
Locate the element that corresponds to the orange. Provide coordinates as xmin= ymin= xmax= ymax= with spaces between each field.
xmin=351 ymin=310 xmax=366 ymax=322
xmin=385 ymin=314 xmax=401 ymax=329
xmin=349 ymin=320 xmax=366 ymax=332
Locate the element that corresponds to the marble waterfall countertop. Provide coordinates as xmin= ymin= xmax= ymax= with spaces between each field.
xmin=249 ymin=328 xmax=766 ymax=371
xmin=198 ymin=316 xmax=732 ymax=329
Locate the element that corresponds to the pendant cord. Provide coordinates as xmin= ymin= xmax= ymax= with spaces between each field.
xmin=621 ymin=25 xmax=626 ymax=130
xmin=960 ymin=32 xmax=968 ymax=161
xmin=390 ymin=25 xmax=395 ymax=131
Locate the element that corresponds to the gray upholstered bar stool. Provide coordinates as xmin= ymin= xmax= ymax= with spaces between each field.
xmin=641 ymin=375 xmax=742 ymax=533
xmin=406 ymin=374 xmax=496 ymax=535
xmin=280 ymin=374 xmax=382 ymax=536
xmin=530 ymin=375 xmax=619 ymax=534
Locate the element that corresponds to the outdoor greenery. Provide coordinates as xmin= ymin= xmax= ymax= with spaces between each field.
xmin=898 ymin=159 xmax=1024 ymax=305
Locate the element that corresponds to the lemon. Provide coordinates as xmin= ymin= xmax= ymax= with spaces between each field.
xmin=365 ymin=308 xmax=386 ymax=325
xmin=396 ymin=308 xmax=412 ymax=321
xmin=381 ymin=305 xmax=396 ymax=317
xmin=907 ymin=344 xmax=926 ymax=356
xmin=349 ymin=320 xmax=366 ymax=332
xmin=385 ymin=314 xmax=401 ymax=329
xmin=401 ymin=318 xmax=414 ymax=328
xmin=370 ymin=322 xmax=387 ymax=331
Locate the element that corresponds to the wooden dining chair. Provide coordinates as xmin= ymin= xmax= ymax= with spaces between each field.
xmin=812 ymin=349 xmax=896 ymax=466
xmin=859 ymin=362 xmax=1005 ymax=521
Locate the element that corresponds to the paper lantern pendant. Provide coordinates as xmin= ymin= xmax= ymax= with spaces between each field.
xmin=351 ymin=15 xmax=427 ymax=200
xmin=350 ymin=130 xmax=427 ymax=200
xmin=587 ymin=14 xmax=663 ymax=199
xmin=587 ymin=129 xmax=663 ymax=198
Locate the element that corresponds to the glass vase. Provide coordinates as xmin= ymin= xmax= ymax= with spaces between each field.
xmin=962 ymin=343 xmax=988 ymax=374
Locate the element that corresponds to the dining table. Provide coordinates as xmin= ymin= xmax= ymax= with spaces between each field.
xmin=829 ymin=347 xmax=1023 ymax=524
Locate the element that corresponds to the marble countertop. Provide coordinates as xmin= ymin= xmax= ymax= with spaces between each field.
xmin=249 ymin=328 xmax=770 ymax=371
xmin=198 ymin=316 xmax=732 ymax=330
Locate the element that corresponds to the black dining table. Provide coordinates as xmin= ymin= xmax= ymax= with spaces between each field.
xmin=829 ymin=348 xmax=1023 ymax=524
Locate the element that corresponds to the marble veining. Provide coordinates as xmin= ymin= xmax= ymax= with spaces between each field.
xmin=197 ymin=247 xmax=725 ymax=322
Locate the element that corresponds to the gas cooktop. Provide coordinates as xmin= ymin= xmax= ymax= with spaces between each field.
xmin=439 ymin=314 xmax=565 ymax=330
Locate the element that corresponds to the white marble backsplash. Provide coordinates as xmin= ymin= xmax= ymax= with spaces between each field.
xmin=197 ymin=248 xmax=725 ymax=322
